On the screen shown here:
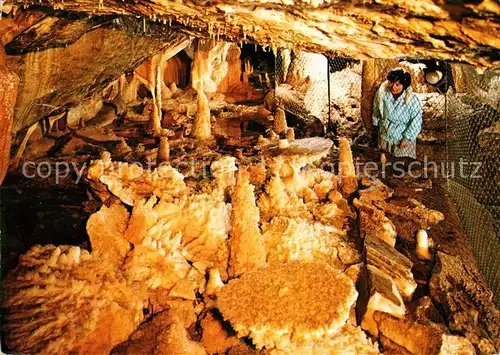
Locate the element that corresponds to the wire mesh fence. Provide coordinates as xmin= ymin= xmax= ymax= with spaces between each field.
xmin=326 ymin=57 xmax=363 ymax=142
xmin=274 ymin=53 xmax=500 ymax=305
xmin=274 ymin=50 xmax=362 ymax=140
xmin=274 ymin=50 xmax=329 ymax=129
xmin=444 ymin=68 xmax=500 ymax=305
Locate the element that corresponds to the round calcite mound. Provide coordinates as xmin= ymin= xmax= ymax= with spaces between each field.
xmin=217 ymin=262 xmax=358 ymax=350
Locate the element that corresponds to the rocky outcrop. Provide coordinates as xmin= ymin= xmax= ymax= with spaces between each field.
xmin=430 ymin=251 xmax=500 ymax=353
xmin=0 ymin=46 xmax=18 ymax=184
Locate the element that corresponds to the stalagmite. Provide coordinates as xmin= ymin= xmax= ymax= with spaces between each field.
xmin=158 ymin=134 xmax=170 ymax=163
xmin=339 ymin=137 xmax=358 ymax=196
xmin=242 ymin=60 xmax=253 ymax=83
xmin=218 ymin=44 xmax=242 ymax=93
xmin=190 ymin=40 xmax=232 ymax=140
xmin=286 ymin=127 xmax=295 ymax=141
xmin=416 ymin=229 xmax=432 ymax=261
xmin=274 ymin=107 xmax=287 ymax=134
xmin=229 ymin=168 xmax=267 ymax=277
xmin=380 ymin=153 xmax=387 ymax=164
xmin=206 ymin=267 xmax=224 ymax=296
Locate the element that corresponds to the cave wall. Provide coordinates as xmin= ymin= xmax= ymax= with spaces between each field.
xmin=0 ymin=47 xmax=19 ymax=184
xmin=162 ymin=53 xmax=191 ymax=89
xmin=2 ymin=12 xmax=190 ymax=134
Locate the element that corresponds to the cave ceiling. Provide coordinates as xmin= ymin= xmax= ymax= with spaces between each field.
xmin=1 ymin=0 xmax=499 ymax=69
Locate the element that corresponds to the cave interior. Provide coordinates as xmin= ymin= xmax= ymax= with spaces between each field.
xmin=0 ymin=2 xmax=499 ymax=355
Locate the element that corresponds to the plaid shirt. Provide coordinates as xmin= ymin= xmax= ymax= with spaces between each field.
xmin=372 ymin=81 xmax=423 ymax=144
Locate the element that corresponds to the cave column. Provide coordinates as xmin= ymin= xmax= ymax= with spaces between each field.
xmin=0 ymin=45 xmax=19 ymax=185
xmin=191 ymin=43 xmax=211 ymax=140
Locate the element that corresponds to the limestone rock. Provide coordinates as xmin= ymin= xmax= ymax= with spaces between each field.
xmin=360 ymin=265 xmax=406 ymax=337
xmin=86 ymin=203 xmax=131 ymax=266
xmin=365 ymin=234 xmax=417 ymax=299
xmin=3 ymin=245 xmax=146 ymax=355
xmin=356 ymin=200 xmax=397 ymax=247
xmin=430 ymin=252 xmax=500 ymax=353
xmin=374 ymin=312 xmax=476 ymax=355
xmin=112 ymin=311 xmax=205 ymax=355
xmin=374 ymin=312 xmax=443 ymax=355
xmin=201 ymin=311 xmax=238 ymax=354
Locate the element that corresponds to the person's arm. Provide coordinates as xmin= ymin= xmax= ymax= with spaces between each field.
xmin=371 ymin=86 xmax=384 ymax=147
xmin=402 ymin=98 xmax=422 ymax=142
xmin=372 ymin=85 xmax=384 ymax=127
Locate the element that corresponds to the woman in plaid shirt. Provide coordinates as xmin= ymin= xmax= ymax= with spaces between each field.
xmin=372 ymin=69 xmax=423 ymax=159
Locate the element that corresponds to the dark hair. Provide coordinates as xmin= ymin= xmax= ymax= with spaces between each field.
xmin=387 ymin=69 xmax=411 ymax=90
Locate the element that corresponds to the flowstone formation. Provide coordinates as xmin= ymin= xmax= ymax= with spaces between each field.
xmin=217 ymin=262 xmax=369 ymax=353
xmin=4 ymin=135 xmax=492 ymax=355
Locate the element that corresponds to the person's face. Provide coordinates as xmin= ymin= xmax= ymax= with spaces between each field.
xmin=391 ymin=81 xmax=404 ymax=95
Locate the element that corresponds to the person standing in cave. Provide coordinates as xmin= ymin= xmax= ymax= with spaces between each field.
xmin=372 ymin=69 xmax=422 ymax=160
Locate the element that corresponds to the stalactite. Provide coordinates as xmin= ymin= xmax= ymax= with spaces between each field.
xmin=147 ymin=51 xmax=170 ymax=137
xmin=242 ymin=60 xmax=253 ymax=83
xmin=45 ymin=112 xmax=66 ymax=133
xmin=149 ymin=55 xmax=159 ymax=135
xmin=154 ymin=56 xmax=163 ymax=135
xmin=191 ymin=41 xmax=231 ymax=140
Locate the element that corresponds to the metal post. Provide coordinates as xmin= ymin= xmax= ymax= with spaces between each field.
xmin=326 ymin=56 xmax=332 ymax=133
